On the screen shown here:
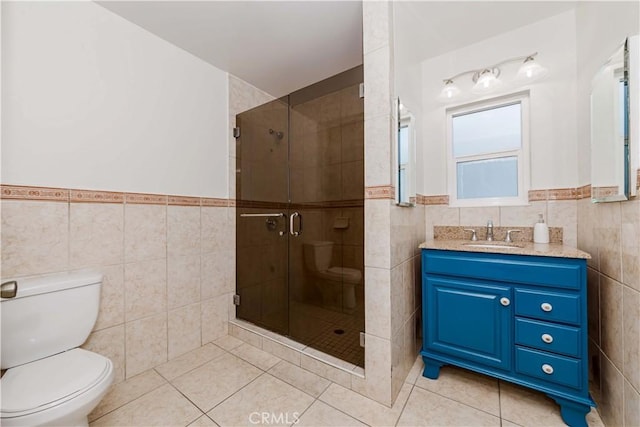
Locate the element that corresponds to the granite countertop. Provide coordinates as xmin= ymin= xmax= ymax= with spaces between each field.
xmin=419 ymin=239 xmax=591 ymax=260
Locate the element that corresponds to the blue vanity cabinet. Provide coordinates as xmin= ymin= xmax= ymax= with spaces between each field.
xmin=421 ymin=249 xmax=595 ymax=427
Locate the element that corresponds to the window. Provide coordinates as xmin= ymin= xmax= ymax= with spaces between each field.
xmin=447 ymin=93 xmax=529 ymax=206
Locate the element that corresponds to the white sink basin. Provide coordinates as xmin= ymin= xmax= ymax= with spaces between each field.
xmin=463 ymin=243 xmax=521 ymax=249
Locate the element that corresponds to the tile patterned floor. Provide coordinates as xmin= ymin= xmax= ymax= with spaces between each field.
xmin=89 ymin=335 xmax=605 ymax=427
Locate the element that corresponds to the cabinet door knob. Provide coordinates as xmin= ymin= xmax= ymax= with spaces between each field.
xmin=541 ymin=333 xmax=554 ymax=343
xmin=540 ymin=302 xmax=553 ymax=312
xmin=500 ymin=297 xmax=510 ymax=306
xmin=542 ymin=364 xmax=554 ymax=374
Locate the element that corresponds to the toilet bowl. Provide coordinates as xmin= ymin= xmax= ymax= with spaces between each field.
xmin=303 ymin=241 xmax=361 ymax=312
xmin=0 ymin=270 xmax=114 ymax=427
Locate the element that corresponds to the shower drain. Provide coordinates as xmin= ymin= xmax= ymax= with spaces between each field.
xmin=333 ymin=329 xmax=345 ymax=335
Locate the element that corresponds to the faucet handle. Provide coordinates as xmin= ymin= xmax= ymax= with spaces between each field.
xmin=505 ymin=229 xmax=522 ymax=243
xmin=463 ymin=229 xmax=478 ymax=241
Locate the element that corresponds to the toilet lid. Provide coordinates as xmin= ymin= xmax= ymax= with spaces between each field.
xmin=0 ymin=348 xmax=111 ymax=416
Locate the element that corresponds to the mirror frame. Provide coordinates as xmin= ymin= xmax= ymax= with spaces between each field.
xmin=395 ymin=98 xmax=416 ymax=207
xmin=590 ymin=37 xmax=636 ymax=202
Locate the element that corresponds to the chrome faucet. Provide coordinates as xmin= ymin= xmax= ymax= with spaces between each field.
xmin=486 ymin=220 xmax=494 ymax=241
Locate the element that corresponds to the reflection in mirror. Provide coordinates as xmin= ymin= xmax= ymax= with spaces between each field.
xmin=396 ymin=99 xmax=416 ymax=206
xmin=590 ymin=38 xmax=630 ymax=202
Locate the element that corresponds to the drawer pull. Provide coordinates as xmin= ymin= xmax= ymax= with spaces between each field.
xmin=542 ymin=364 xmax=554 ymax=374
xmin=500 ymin=297 xmax=511 ymax=307
xmin=541 ymin=333 xmax=554 ymax=344
xmin=541 ymin=302 xmax=553 ymax=312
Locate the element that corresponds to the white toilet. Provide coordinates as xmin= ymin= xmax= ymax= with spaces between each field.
xmin=0 ymin=270 xmax=114 ymax=427
xmin=303 ymin=241 xmax=361 ymax=313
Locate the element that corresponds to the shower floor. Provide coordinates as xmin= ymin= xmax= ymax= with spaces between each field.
xmin=290 ymin=300 xmax=364 ymax=367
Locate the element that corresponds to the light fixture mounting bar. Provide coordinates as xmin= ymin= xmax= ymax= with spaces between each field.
xmin=441 ymin=52 xmax=539 ymax=83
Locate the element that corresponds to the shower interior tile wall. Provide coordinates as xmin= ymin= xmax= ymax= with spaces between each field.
xmin=0 ymin=199 xmax=235 ymax=384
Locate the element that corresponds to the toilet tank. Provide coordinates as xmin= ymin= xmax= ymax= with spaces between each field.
xmin=303 ymin=241 xmax=334 ymax=272
xmin=0 ymin=270 xmax=102 ymax=370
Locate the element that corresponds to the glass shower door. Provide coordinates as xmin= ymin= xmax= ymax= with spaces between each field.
xmin=235 ymin=97 xmax=290 ymax=335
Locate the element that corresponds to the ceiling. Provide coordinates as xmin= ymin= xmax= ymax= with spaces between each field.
xmin=98 ymin=1 xmax=363 ymax=97
xmin=98 ymin=1 xmax=577 ymax=97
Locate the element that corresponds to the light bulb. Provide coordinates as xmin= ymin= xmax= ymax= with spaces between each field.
xmin=472 ymin=69 xmax=502 ymax=94
xmin=516 ymin=56 xmax=548 ymax=82
xmin=438 ymin=80 xmax=461 ymax=102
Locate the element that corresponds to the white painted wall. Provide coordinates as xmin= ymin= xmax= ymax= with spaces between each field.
xmin=1 ymin=1 xmax=229 ymax=198
xmin=575 ymin=1 xmax=639 ymax=190
xmin=420 ymin=11 xmax=578 ymax=196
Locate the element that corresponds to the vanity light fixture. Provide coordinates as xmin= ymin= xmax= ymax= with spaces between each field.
xmin=438 ymin=52 xmax=547 ymax=102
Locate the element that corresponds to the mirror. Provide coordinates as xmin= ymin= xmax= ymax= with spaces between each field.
xmin=396 ymin=98 xmax=416 ymax=206
xmin=590 ymin=37 xmax=637 ymax=202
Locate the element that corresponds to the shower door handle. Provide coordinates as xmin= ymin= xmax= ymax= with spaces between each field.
xmin=290 ymin=212 xmax=302 ymax=236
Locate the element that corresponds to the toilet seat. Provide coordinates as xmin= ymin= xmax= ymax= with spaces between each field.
xmin=1 ymin=348 xmax=113 ymax=420
xmin=318 ymin=267 xmax=362 ymax=284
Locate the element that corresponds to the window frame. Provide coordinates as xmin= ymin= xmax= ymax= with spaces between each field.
xmin=446 ymin=92 xmax=530 ymax=207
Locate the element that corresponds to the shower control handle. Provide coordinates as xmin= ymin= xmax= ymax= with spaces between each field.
xmin=290 ymin=212 xmax=302 ymax=236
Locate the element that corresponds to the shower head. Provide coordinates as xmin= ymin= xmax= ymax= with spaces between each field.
xmin=269 ymin=128 xmax=284 ymax=140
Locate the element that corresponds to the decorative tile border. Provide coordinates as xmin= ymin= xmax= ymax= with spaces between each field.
xmin=577 ymin=185 xmax=591 ymax=200
xmin=70 ymin=189 xmax=124 ymax=203
xmin=1 ymin=185 xmax=69 ymax=202
xmin=1 ymin=184 xmax=232 ymax=207
xmin=365 ymin=185 xmax=395 ymax=200
xmin=417 ymin=194 xmax=449 ymax=205
xmin=591 ymin=186 xmax=620 ymax=199
xmin=168 ymin=195 xmax=200 ymax=206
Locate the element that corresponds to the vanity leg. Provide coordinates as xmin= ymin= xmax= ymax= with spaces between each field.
xmin=550 ymin=396 xmax=591 ymax=427
xmin=421 ymin=356 xmax=444 ymax=379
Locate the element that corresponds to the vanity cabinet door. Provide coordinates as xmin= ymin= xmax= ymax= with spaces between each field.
xmin=424 ymin=275 xmax=512 ymax=371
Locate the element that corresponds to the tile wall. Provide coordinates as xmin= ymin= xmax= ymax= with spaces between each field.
xmin=578 ymin=197 xmax=640 ymax=427
xmin=0 ymin=187 xmax=234 ymax=383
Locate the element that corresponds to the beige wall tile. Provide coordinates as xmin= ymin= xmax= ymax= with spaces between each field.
xmin=299 ymin=354 xmax=352 ymax=389
xmin=547 ymin=200 xmax=578 ymax=247
xmin=365 ymin=267 xmax=391 ymax=340
xmin=168 ymin=254 xmax=201 ymax=309
xmin=351 ymin=334 xmax=392 ymax=405
xmin=577 ymin=198 xmax=599 ymax=269
xmin=596 ymin=202 xmax=622 ymax=281
xmin=168 ymin=303 xmax=202 ymax=360
xmin=201 ymin=294 xmax=229 ymax=344
xmin=389 ymin=265 xmax=404 ymax=337
xmin=213 ymin=334 xmax=244 ymax=351
xmin=125 ymin=313 xmax=168 ymax=378
xmin=363 ymin=0 xmax=391 ymax=55
xmin=167 ymin=206 xmax=201 ymax=257
xmin=587 ymin=267 xmax=600 ymax=345
xmin=82 ymin=324 xmax=125 ymax=384
xmin=70 ymin=203 xmax=123 ymax=268
xmin=623 ymin=287 xmax=640 ymax=391
xmin=201 ymin=250 xmax=234 ymax=299
xmin=500 ymin=202 xmax=547 ymax=228
xmin=364 ymin=116 xmax=393 ymax=187
xmin=124 ymin=259 xmax=167 ymax=321
xmin=365 ymin=199 xmax=390 ymax=269
xmin=600 ymin=353 xmax=624 ymax=427
xmin=364 ymin=46 xmax=392 ymax=121
xmin=600 ymin=275 xmax=624 ymax=369
xmin=1 ymin=200 xmax=69 ymax=277
xmin=624 ymin=379 xmax=640 ymax=427
xmin=124 ymin=204 xmax=166 ymax=263
xmin=201 ymin=207 xmax=232 ymax=253
xmin=425 ymin=206 xmax=460 ymax=240
xmin=94 ymin=264 xmax=125 ymax=331
xmin=459 ymin=206 xmax=501 ymax=228
xmin=262 ymin=338 xmax=302 ymax=366
xmin=229 ymin=322 xmax=263 ymax=348
xmin=621 ymin=200 xmax=640 ymax=291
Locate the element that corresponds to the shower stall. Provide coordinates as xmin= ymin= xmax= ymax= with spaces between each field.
xmin=235 ymin=66 xmax=364 ymax=367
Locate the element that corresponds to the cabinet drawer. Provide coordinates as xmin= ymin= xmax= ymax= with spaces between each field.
xmin=515 ymin=289 xmax=580 ymax=325
xmin=515 ymin=347 xmax=582 ymax=389
xmin=515 ymin=318 xmax=580 ymax=358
